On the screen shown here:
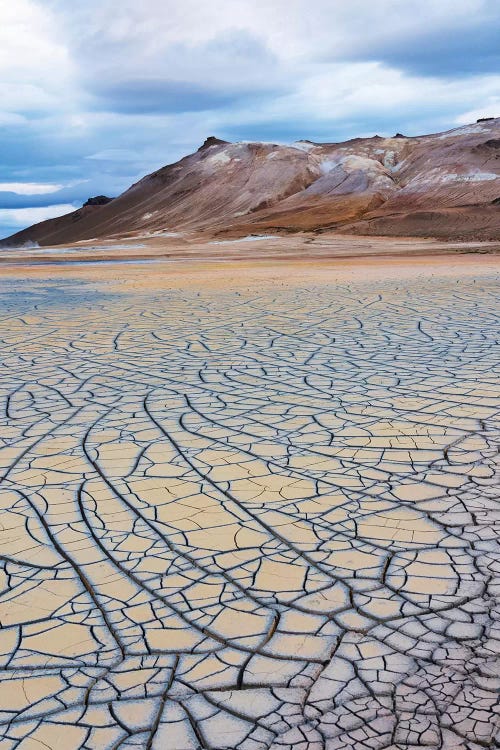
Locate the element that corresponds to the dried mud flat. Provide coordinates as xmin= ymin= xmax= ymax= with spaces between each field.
xmin=0 ymin=246 xmax=499 ymax=750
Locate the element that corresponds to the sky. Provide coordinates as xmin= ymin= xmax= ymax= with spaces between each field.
xmin=0 ymin=0 xmax=499 ymax=239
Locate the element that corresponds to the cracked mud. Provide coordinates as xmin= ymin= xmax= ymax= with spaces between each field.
xmin=0 ymin=268 xmax=498 ymax=749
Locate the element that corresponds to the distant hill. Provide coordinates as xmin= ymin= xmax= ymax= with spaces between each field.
xmin=2 ymin=118 xmax=499 ymax=246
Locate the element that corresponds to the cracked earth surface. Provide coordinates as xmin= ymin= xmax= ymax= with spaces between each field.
xmin=0 ymin=267 xmax=498 ymax=749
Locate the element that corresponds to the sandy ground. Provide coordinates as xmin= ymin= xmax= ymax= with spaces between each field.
xmin=0 ymin=237 xmax=498 ymax=749
xmin=0 ymin=232 xmax=499 ymax=291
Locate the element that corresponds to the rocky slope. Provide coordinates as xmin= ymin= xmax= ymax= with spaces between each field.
xmin=2 ymin=119 xmax=499 ymax=246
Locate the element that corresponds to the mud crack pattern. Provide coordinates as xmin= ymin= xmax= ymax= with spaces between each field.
xmin=0 ymin=275 xmax=498 ymax=749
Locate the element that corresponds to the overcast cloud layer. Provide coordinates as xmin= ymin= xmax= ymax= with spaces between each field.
xmin=0 ymin=0 xmax=499 ymax=238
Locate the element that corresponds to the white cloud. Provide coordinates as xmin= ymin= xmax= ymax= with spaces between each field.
xmin=86 ymin=149 xmax=145 ymax=162
xmin=271 ymin=63 xmax=500 ymax=126
xmin=0 ymin=204 xmax=77 ymax=227
xmin=2 ymin=0 xmax=498 ymax=126
xmin=0 ymin=113 xmax=27 ymax=126
xmin=52 ymin=0 xmax=497 ymax=74
xmin=0 ymin=182 xmax=65 ymax=195
xmin=0 ymin=0 xmax=76 ymax=116
xmin=455 ymin=99 xmax=500 ymax=124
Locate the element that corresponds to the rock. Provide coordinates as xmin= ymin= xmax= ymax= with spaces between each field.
xmin=198 ymin=136 xmax=229 ymax=151
xmin=83 ymin=195 xmax=113 ymax=207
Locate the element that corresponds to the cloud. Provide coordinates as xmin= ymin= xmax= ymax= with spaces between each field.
xmin=92 ymin=80 xmax=240 ymax=114
xmin=86 ymin=149 xmax=151 ymax=162
xmin=0 ymin=204 xmax=78 ymax=229
xmin=456 ymin=100 xmax=500 ymax=124
xmin=0 ymin=182 xmax=65 ymax=195
xmin=0 ymin=0 xmax=76 ymax=116
xmin=74 ymin=23 xmax=286 ymax=114
xmin=338 ymin=11 xmax=500 ymax=77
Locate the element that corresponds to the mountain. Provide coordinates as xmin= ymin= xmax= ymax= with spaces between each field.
xmin=2 ymin=119 xmax=499 ymax=247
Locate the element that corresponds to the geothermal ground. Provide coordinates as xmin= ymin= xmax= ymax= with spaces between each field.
xmin=0 ymin=236 xmax=498 ymax=750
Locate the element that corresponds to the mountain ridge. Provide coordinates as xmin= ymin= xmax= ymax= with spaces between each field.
xmin=2 ymin=118 xmax=499 ymax=247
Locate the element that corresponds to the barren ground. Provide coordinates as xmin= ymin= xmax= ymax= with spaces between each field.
xmin=0 ymin=235 xmax=498 ymax=749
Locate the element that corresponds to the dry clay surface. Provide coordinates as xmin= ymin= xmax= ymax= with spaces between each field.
xmin=0 ymin=259 xmax=498 ymax=749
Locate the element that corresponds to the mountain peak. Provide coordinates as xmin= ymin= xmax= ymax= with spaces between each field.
xmin=198 ymin=136 xmax=230 ymax=151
